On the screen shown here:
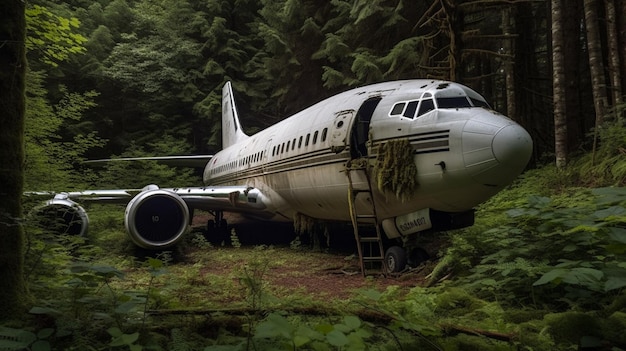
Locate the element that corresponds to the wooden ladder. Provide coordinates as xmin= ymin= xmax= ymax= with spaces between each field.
xmin=345 ymin=160 xmax=387 ymax=277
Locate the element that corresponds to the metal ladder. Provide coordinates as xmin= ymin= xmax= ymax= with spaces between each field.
xmin=345 ymin=159 xmax=387 ymax=276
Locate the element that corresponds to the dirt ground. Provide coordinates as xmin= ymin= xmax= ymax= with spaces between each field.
xmin=187 ymin=214 xmax=440 ymax=304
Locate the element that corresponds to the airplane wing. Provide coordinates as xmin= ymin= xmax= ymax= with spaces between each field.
xmin=26 ymin=184 xmax=272 ymax=250
xmin=84 ymin=155 xmax=214 ymax=168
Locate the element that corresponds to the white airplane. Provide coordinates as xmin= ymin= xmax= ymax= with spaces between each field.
xmin=32 ymin=79 xmax=532 ymax=273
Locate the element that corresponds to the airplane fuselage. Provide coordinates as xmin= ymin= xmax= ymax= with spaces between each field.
xmin=203 ymin=80 xmax=532 ymax=236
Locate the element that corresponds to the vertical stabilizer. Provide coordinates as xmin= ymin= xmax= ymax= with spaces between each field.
xmin=222 ymin=81 xmax=249 ymax=148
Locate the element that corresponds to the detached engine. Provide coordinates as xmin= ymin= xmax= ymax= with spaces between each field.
xmin=31 ymin=196 xmax=89 ymax=236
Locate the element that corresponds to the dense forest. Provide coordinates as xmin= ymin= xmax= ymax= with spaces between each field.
xmin=16 ymin=0 xmax=626 ymax=190
xmin=2 ymin=0 xmax=626 ymax=350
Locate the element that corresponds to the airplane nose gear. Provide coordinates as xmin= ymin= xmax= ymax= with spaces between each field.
xmin=384 ymin=246 xmax=407 ymax=273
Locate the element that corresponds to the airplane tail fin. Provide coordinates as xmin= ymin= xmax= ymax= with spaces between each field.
xmin=222 ymin=81 xmax=249 ymax=148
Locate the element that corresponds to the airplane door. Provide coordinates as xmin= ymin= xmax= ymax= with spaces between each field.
xmin=350 ymin=96 xmax=382 ymax=158
xmin=330 ymin=110 xmax=356 ymax=153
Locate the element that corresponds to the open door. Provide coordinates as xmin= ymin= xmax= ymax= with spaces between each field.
xmin=330 ymin=110 xmax=356 ymax=153
xmin=350 ymin=96 xmax=382 ymax=158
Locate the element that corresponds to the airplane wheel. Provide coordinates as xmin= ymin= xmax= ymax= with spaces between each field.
xmin=205 ymin=219 xmax=226 ymax=244
xmin=385 ymin=246 xmax=407 ymax=273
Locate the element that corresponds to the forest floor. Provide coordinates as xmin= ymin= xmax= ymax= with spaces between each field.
xmin=129 ymin=214 xmax=442 ymax=311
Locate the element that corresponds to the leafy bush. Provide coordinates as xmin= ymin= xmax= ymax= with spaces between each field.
xmin=437 ymin=187 xmax=626 ymax=310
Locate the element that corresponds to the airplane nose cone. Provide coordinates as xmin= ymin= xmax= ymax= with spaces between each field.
xmin=492 ymin=123 xmax=533 ymax=169
xmin=463 ymin=118 xmax=533 ymax=187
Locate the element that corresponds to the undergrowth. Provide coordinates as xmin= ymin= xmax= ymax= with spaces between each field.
xmin=4 ymin=123 xmax=626 ymax=350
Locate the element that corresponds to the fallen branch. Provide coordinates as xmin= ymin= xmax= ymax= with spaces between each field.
xmin=440 ymin=323 xmax=515 ymax=342
xmin=146 ymin=306 xmax=393 ymax=324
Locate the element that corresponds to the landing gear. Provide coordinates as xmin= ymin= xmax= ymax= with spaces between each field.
xmin=205 ymin=211 xmax=229 ymax=245
xmin=385 ymin=246 xmax=407 ymax=273
xmin=384 ymin=246 xmax=431 ymax=273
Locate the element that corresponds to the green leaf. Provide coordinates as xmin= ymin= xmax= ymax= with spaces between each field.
xmin=315 ymin=323 xmax=334 ymax=334
xmin=608 ymin=227 xmax=626 ymax=244
xmin=36 ymin=328 xmax=55 ymax=339
xmin=533 ymin=268 xmax=567 ymax=286
xmin=293 ymin=335 xmax=310 ymax=347
xmin=255 ymin=313 xmax=292 ymax=339
xmin=343 ymin=316 xmax=361 ymax=330
xmin=593 ymin=206 xmax=626 ymax=219
xmin=605 ymin=276 xmax=626 ymax=291
xmin=326 ymin=330 xmax=349 ymax=347
xmin=115 ymin=300 xmax=139 ymax=314
xmin=107 ymin=327 xmax=123 ymax=338
xmin=29 ymin=306 xmax=61 ymax=316
xmin=109 ymin=332 xmax=139 ymax=347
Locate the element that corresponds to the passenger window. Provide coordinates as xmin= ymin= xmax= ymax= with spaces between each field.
xmin=305 ymin=134 xmax=310 ymax=146
xmin=321 ymin=128 xmax=328 ymax=142
xmin=417 ymin=99 xmax=435 ymax=117
xmin=313 ymin=131 xmax=318 ymax=144
xmin=403 ymin=101 xmax=419 ymax=118
xmin=286 ymin=140 xmax=291 ymax=151
xmin=292 ymin=138 xmax=296 ymax=150
xmin=390 ymin=103 xmax=405 ymax=115
xmin=298 ymin=136 xmax=303 ymax=148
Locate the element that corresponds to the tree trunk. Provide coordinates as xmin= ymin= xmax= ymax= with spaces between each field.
xmin=619 ymin=0 xmax=626 ymax=98
xmin=502 ymin=5 xmax=516 ymax=120
xmin=442 ymin=0 xmax=463 ymax=81
xmin=552 ymin=0 xmax=569 ymax=168
xmin=563 ymin=0 xmax=583 ymax=153
xmin=584 ymin=0 xmax=608 ymax=124
xmin=0 ymin=1 xmax=29 ymax=318
xmin=605 ymin=0 xmax=623 ymax=111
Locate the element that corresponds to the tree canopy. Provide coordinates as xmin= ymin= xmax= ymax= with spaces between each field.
xmin=19 ymin=0 xmax=626 ymax=185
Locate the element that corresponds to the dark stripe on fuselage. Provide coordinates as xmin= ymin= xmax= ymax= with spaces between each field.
xmin=209 ymin=129 xmax=451 ymax=185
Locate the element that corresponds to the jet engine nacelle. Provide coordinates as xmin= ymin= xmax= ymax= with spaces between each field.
xmin=124 ymin=185 xmax=190 ymax=249
xmin=32 ymin=196 xmax=89 ymax=236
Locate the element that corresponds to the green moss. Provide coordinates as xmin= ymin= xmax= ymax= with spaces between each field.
xmin=604 ymin=311 xmax=626 ymax=345
xmin=438 ymin=334 xmax=511 ymax=351
xmin=504 ymin=309 xmax=547 ymax=324
xmin=434 ymin=288 xmax=485 ymax=315
xmin=373 ymin=138 xmax=418 ymax=201
xmin=543 ymin=312 xmax=602 ymax=345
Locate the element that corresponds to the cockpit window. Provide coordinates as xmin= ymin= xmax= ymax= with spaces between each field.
xmin=470 ymin=97 xmax=491 ymax=108
xmin=390 ymin=102 xmax=405 ymax=115
xmin=436 ymin=96 xmax=472 ymax=108
xmin=403 ymin=101 xmax=419 ymax=118
xmin=417 ymin=99 xmax=435 ymax=116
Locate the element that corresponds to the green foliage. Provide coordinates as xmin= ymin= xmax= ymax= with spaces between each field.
xmin=0 ymin=326 xmax=54 ymax=351
xmin=25 ymin=4 xmax=87 ymax=67
xmin=573 ymin=120 xmax=626 ymax=186
xmin=254 ymin=313 xmax=373 ymax=350
xmin=95 ymin=140 xmax=199 ymax=189
xmin=24 ymin=70 xmax=104 ymax=190
xmin=437 ymin=186 xmax=626 ymax=309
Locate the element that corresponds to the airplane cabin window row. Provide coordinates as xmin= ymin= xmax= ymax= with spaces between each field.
xmin=210 ymin=127 xmax=330 ymax=176
xmin=271 ymin=127 xmax=328 ymax=157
